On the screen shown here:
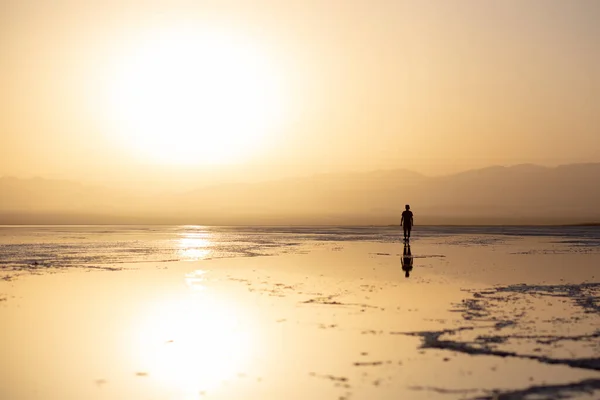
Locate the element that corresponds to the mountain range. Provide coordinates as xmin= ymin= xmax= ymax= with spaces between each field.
xmin=1 ymin=163 xmax=599 ymax=225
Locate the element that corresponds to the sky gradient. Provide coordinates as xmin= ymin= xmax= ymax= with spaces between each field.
xmin=2 ymin=0 xmax=599 ymax=187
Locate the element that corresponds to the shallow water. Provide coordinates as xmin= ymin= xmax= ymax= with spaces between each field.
xmin=1 ymin=225 xmax=599 ymax=273
xmin=0 ymin=226 xmax=599 ymax=400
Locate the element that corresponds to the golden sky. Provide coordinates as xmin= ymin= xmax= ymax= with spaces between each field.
xmin=1 ymin=0 xmax=599 ymax=186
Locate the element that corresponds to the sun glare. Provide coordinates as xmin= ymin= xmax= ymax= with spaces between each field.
xmin=106 ymin=26 xmax=285 ymax=165
xmin=133 ymin=270 xmax=254 ymax=398
xmin=177 ymin=230 xmax=213 ymax=261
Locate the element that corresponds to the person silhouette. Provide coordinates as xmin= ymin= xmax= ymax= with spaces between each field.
xmin=401 ymin=243 xmax=413 ymax=278
xmin=401 ymin=204 xmax=414 ymax=241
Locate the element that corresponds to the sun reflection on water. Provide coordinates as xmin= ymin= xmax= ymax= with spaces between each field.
xmin=134 ymin=269 xmax=253 ymax=398
xmin=177 ymin=230 xmax=213 ymax=261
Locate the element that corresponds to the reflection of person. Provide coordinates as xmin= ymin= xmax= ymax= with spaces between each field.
xmin=400 ymin=204 xmax=414 ymax=241
xmin=401 ymin=243 xmax=413 ymax=278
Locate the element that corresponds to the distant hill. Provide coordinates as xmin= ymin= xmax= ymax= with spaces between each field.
xmin=1 ymin=163 xmax=600 ymax=224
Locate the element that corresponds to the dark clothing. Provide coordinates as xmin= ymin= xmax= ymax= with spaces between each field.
xmin=401 ymin=210 xmax=413 ymax=229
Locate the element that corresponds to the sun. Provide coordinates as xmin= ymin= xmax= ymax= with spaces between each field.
xmin=106 ymin=26 xmax=284 ymax=165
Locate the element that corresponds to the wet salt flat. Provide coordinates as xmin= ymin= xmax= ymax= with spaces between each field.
xmin=1 ymin=225 xmax=599 ymax=274
xmin=0 ymin=226 xmax=599 ymax=399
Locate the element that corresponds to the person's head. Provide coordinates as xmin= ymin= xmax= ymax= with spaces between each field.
xmin=405 ymin=204 xmax=410 ymax=210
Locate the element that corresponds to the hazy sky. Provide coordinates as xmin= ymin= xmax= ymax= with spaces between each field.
xmin=2 ymin=0 xmax=599 ymax=186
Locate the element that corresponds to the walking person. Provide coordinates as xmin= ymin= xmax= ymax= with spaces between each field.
xmin=401 ymin=204 xmax=413 ymax=241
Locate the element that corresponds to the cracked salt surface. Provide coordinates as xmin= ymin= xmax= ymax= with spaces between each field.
xmin=396 ymin=282 xmax=600 ymax=399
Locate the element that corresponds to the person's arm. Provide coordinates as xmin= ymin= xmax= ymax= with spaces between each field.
xmin=400 ymin=215 xmax=404 ymax=226
xmin=411 ymin=215 xmax=414 ymax=226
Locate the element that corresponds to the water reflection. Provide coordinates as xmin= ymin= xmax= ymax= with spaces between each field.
xmin=134 ymin=269 xmax=253 ymax=398
xmin=185 ymin=269 xmax=208 ymax=291
xmin=177 ymin=230 xmax=213 ymax=261
xmin=401 ymin=243 xmax=413 ymax=278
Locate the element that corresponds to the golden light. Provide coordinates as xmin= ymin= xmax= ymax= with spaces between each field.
xmin=177 ymin=231 xmax=213 ymax=261
xmin=133 ymin=271 xmax=254 ymax=398
xmin=106 ymin=24 xmax=285 ymax=165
